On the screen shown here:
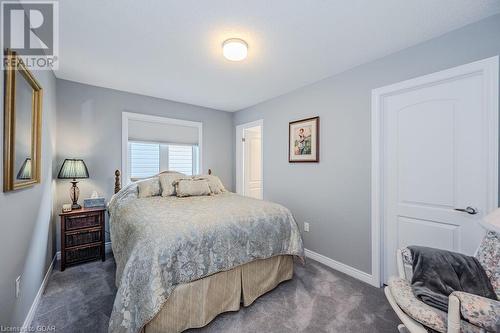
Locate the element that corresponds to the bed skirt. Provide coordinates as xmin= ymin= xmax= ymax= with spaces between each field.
xmin=142 ymin=255 xmax=294 ymax=333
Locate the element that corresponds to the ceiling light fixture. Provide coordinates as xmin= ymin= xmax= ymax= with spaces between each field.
xmin=222 ymin=38 xmax=248 ymax=61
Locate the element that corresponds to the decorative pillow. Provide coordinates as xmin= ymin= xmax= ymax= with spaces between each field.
xmin=175 ymin=178 xmax=211 ymax=197
xmin=195 ymin=175 xmax=226 ymax=194
xmin=136 ymin=177 xmax=161 ymax=198
xmin=159 ymin=172 xmax=185 ymax=197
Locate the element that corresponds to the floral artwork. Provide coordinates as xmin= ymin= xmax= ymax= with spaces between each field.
xmin=289 ymin=117 xmax=319 ymax=162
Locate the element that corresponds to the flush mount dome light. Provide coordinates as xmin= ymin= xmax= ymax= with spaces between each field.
xmin=222 ymin=38 xmax=248 ymax=61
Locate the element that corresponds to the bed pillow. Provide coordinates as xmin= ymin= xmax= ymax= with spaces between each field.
xmin=137 ymin=177 xmax=161 ymax=198
xmin=195 ymin=175 xmax=226 ymax=194
xmin=159 ymin=172 xmax=185 ymax=196
xmin=175 ymin=178 xmax=211 ymax=197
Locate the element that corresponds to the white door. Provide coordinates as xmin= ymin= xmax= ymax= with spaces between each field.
xmin=243 ymin=126 xmax=263 ymax=199
xmin=236 ymin=120 xmax=263 ymax=199
xmin=377 ymin=58 xmax=498 ymax=284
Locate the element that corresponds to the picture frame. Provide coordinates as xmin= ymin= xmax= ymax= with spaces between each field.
xmin=288 ymin=116 xmax=319 ymax=163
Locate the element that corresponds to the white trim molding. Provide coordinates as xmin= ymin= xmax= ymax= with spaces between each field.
xmin=24 ymin=243 xmax=114 ymax=330
xmin=305 ymin=249 xmax=377 ymax=287
xmin=121 ymin=112 xmax=203 ymax=183
xmin=235 ymin=119 xmax=264 ymax=196
xmin=21 ymin=255 xmax=57 ymax=332
xmin=371 ymin=56 xmax=499 ymax=287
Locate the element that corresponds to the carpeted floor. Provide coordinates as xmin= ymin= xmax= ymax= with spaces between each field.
xmin=31 ymin=256 xmax=400 ymax=332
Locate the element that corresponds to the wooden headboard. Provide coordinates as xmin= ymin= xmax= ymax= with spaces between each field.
xmin=114 ymin=170 xmax=121 ymax=194
xmin=114 ymin=168 xmax=212 ymax=194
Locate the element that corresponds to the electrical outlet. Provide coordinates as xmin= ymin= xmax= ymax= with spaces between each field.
xmin=15 ymin=276 xmax=21 ymax=299
xmin=304 ymin=222 xmax=310 ymax=232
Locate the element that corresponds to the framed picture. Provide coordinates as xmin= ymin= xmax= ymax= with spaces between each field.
xmin=289 ymin=116 xmax=319 ymax=162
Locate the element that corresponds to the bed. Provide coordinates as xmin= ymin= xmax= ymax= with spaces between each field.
xmin=108 ymin=170 xmax=304 ymax=333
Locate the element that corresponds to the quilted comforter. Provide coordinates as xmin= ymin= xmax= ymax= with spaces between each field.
xmin=107 ymin=183 xmax=304 ymax=333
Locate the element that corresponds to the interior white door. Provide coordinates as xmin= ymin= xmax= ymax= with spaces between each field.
xmin=381 ymin=60 xmax=498 ymax=283
xmin=243 ymin=127 xmax=263 ymax=199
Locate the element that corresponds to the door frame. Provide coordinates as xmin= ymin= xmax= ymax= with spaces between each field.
xmin=371 ymin=56 xmax=499 ymax=287
xmin=236 ymin=119 xmax=264 ymax=197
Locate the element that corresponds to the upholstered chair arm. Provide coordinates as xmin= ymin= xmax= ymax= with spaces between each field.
xmin=397 ymin=247 xmax=414 ymax=281
xmin=388 ymin=276 xmax=448 ymax=332
xmin=449 ymin=291 xmax=500 ymax=333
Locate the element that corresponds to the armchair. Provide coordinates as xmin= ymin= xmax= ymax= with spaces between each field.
xmin=385 ymin=231 xmax=499 ymax=333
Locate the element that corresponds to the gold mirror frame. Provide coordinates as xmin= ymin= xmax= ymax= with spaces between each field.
xmin=3 ymin=49 xmax=43 ymax=191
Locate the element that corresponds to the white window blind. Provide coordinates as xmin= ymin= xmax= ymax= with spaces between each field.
xmin=128 ymin=119 xmax=199 ymax=145
xmin=168 ymin=145 xmax=195 ymax=175
xmin=128 ymin=142 xmax=160 ymax=179
xmin=128 ymin=142 xmax=199 ymax=179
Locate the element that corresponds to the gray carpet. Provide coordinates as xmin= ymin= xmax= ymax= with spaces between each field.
xmin=31 ymin=256 xmax=400 ymax=332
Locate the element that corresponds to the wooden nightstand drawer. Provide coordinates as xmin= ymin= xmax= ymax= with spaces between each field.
xmin=60 ymin=207 xmax=106 ymax=271
xmin=66 ymin=244 xmax=102 ymax=264
xmin=65 ymin=212 xmax=101 ymax=230
xmin=65 ymin=227 xmax=102 ymax=247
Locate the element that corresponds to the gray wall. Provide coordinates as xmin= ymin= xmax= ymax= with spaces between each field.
xmin=233 ymin=14 xmax=500 ymax=274
xmin=0 ymin=71 xmax=57 ymax=326
xmin=55 ymin=80 xmax=234 ymax=250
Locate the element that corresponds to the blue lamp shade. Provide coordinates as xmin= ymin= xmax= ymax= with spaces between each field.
xmin=58 ymin=159 xmax=89 ymax=179
xmin=16 ymin=158 xmax=32 ymax=180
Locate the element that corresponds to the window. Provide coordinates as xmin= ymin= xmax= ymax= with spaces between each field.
xmin=123 ymin=112 xmax=202 ymax=183
xmin=129 ymin=142 xmax=160 ymax=179
xmin=128 ymin=141 xmax=199 ymax=180
xmin=168 ymin=145 xmax=199 ymax=175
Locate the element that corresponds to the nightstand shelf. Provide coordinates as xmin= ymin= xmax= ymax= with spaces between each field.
xmin=59 ymin=207 xmax=106 ymax=271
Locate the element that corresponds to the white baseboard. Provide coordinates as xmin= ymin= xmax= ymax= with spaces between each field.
xmin=21 ymin=254 xmax=57 ymax=332
xmin=22 ymin=242 xmax=113 ymax=331
xmin=105 ymin=241 xmax=112 ymax=254
xmin=304 ymin=248 xmax=378 ymax=287
xmin=56 ymin=241 xmax=113 ymax=260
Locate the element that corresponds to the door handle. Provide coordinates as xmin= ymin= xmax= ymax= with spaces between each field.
xmin=454 ymin=206 xmax=478 ymax=215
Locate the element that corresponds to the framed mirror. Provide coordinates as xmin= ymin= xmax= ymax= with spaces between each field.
xmin=3 ymin=49 xmax=43 ymax=191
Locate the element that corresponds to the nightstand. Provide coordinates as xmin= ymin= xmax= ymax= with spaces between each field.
xmin=59 ymin=207 xmax=106 ymax=271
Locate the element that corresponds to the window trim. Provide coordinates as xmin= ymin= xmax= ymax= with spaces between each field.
xmin=122 ymin=112 xmax=203 ymax=184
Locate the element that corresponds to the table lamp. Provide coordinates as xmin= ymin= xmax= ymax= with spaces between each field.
xmin=58 ymin=159 xmax=89 ymax=209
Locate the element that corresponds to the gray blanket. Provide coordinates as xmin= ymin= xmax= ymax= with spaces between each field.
xmin=409 ymin=246 xmax=497 ymax=312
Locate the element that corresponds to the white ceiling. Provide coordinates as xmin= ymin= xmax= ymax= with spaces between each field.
xmin=56 ymin=0 xmax=500 ymax=111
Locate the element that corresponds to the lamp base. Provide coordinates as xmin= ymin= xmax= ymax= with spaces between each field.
xmin=70 ymin=180 xmax=81 ymax=210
